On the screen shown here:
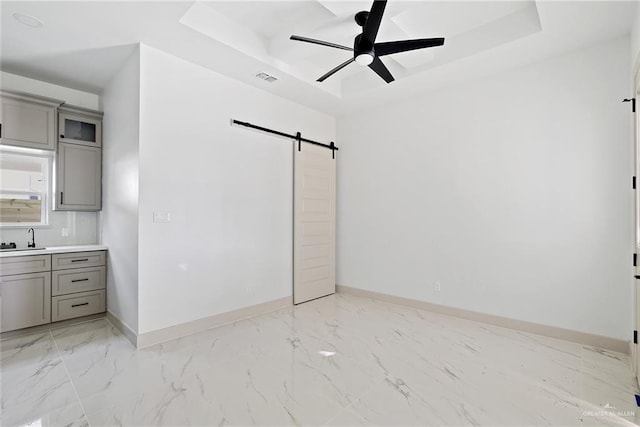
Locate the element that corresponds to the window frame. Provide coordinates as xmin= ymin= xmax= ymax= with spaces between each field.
xmin=0 ymin=147 xmax=53 ymax=228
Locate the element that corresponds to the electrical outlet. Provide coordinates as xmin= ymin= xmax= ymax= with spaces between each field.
xmin=153 ymin=212 xmax=171 ymax=223
xmin=435 ymin=281 xmax=441 ymax=292
xmin=61 ymin=228 xmax=69 ymax=237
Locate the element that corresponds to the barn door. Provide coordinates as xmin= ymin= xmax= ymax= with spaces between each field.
xmin=293 ymin=141 xmax=336 ymax=304
xmin=634 ymin=68 xmax=640 ymax=383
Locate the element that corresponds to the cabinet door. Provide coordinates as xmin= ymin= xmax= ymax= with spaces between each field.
xmin=59 ymin=112 xmax=102 ymax=147
xmin=0 ymin=96 xmax=59 ymax=150
xmin=55 ymin=143 xmax=102 ymax=211
xmin=636 ymin=278 xmax=640 ymax=385
xmin=0 ymin=272 xmax=51 ymax=332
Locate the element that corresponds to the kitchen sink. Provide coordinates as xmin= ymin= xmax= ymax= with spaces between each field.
xmin=0 ymin=247 xmax=46 ymax=252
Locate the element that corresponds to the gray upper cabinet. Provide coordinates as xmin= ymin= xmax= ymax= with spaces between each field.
xmin=55 ymin=105 xmax=103 ymax=212
xmin=58 ymin=105 xmax=102 ymax=147
xmin=55 ymin=143 xmax=102 ymax=211
xmin=0 ymin=91 xmax=62 ymax=150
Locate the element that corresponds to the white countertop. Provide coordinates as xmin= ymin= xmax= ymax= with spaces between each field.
xmin=0 ymin=244 xmax=108 ymax=258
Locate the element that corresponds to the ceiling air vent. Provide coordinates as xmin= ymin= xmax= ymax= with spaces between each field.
xmin=255 ymin=72 xmax=278 ymax=83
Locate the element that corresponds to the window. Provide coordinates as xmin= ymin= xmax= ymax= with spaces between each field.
xmin=0 ymin=149 xmax=51 ymax=227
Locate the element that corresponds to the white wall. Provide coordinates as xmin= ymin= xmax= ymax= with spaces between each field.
xmin=100 ymin=48 xmax=140 ymax=333
xmin=0 ymin=73 xmax=100 ymax=247
xmin=336 ymin=36 xmax=632 ymax=340
xmin=631 ymin=3 xmax=640 ymax=74
xmin=137 ymin=45 xmax=335 ymax=333
xmin=1 ymin=71 xmax=100 ymax=110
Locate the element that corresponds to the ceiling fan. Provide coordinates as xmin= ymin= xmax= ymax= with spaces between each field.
xmin=290 ymin=0 xmax=445 ymax=84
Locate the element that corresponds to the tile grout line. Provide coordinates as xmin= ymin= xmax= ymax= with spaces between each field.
xmin=50 ymin=329 xmax=91 ymax=426
xmin=320 ymin=392 xmax=368 ymax=426
xmin=320 ymin=373 xmax=381 ymax=426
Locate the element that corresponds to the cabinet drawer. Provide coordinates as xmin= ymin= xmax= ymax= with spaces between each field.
xmin=0 ymin=255 xmax=51 ymax=276
xmin=52 ymin=289 xmax=105 ymax=322
xmin=52 ymin=251 xmax=105 ymax=270
xmin=52 ymin=266 xmax=105 ymax=296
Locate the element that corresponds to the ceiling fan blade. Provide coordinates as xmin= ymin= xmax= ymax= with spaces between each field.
xmin=317 ymin=57 xmax=356 ymax=82
xmin=362 ymin=0 xmax=387 ymax=43
xmin=375 ymin=38 xmax=445 ymax=57
xmin=368 ymin=56 xmax=394 ymax=83
xmin=290 ymin=35 xmax=353 ymax=51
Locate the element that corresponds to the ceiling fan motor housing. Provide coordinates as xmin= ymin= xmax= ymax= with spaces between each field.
xmin=354 ymin=10 xmax=369 ymax=27
xmin=354 ymin=34 xmax=375 ymax=59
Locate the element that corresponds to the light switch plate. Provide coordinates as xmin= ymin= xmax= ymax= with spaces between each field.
xmin=61 ymin=228 xmax=69 ymax=237
xmin=153 ymin=212 xmax=171 ymax=223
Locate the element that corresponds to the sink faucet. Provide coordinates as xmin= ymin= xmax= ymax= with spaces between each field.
xmin=27 ymin=228 xmax=36 ymax=248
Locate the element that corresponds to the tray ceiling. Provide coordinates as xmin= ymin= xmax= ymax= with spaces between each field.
xmin=0 ymin=1 xmax=636 ymax=115
xmin=180 ymin=1 xmax=542 ymax=97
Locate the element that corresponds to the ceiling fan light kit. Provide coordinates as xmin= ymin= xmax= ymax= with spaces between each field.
xmin=290 ymin=0 xmax=445 ymax=84
xmin=355 ymin=53 xmax=374 ymax=66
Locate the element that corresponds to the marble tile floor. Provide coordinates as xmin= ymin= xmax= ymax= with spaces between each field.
xmin=1 ymin=293 xmax=639 ymax=426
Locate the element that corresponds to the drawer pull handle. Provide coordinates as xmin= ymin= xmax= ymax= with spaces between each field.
xmin=71 ymin=259 xmax=89 ymax=263
xmin=71 ymin=302 xmax=89 ymax=308
xmin=71 ymin=278 xmax=89 ymax=283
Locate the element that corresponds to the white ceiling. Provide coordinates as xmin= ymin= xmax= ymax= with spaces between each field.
xmin=0 ymin=1 xmax=636 ymax=116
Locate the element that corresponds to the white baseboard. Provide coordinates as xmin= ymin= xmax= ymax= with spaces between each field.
xmin=630 ymin=341 xmax=637 ymax=376
xmin=106 ymin=310 xmax=138 ymax=347
xmin=125 ymin=296 xmax=292 ymax=349
xmin=337 ymin=285 xmax=629 ymax=354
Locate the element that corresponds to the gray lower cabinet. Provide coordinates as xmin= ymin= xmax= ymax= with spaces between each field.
xmin=0 ymin=91 xmax=62 ymax=150
xmin=0 ymin=255 xmax=52 ymax=333
xmin=51 ymin=251 xmax=106 ymax=321
xmin=0 ymin=250 xmax=107 ymax=333
xmin=0 ymin=272 xmax=51 ymax=332
xmin=55 ymin=142 xmax=102 ymax=211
